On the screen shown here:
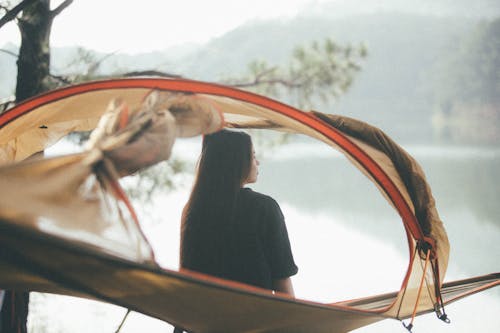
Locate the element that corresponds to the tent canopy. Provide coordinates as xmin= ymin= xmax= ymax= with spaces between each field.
xmin=0 ymin=78 xmax=498 ymax=333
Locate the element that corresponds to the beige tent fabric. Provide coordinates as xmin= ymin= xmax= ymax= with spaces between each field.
xmin=308 ymin=112 xmax=450 ymax=319
xmin=0 ymin=84 xmax=469 ymax=332
xmin=2 ymin=224 xmax=497 ymax=332
xmin=86 ymin=96 xmax=177 ymax=176
xmin=143 ymin=91 xmax=224 ymax=138
xmin=1 ymin=217 xmax=496 ymax=332
xmin=0 ymin=89 xmax=224 ymax=164
xmin=311 ymin=112 xmax=449 ymax=272
xmin=336 ymin=273 xmax=500 ymax=313
xmin=0 ymin=227 xmax=385 ymax=333
xmin=311 ymin=113 xmax=441 ymax=235
xmin=0 ymin=89 xmax=225 ymax=261
xmin=0 ymin=89 xmax=150 ymax=163
xmin=0 ymin=153 xmax=155 ymax=263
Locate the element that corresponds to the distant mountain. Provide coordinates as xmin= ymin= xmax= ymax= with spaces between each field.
xmin=1 ymin=11 xmax=492 ymax=143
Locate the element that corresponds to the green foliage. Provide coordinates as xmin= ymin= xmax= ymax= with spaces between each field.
xmin=224 ymin=37 xmax=367 ymax=109
xmin=219 ymin=37 xmax=366 ymax=160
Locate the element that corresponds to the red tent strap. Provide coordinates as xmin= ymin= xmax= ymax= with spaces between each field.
xmin=402 ymin=248 xmax=432 ymax=332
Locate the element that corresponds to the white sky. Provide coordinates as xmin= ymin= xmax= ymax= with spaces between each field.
xmin=2 ymin=0 xmax=492 ymax=53
xmin=0 ymin=0 xmax=331 ymax=53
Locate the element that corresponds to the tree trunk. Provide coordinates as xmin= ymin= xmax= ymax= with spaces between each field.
xmin=15 ymin=0 xmax=53 ymax=102
xmin=0 ymin=292 xmax=29 ymax=333
xmin=3 ymin=2 xmax=54 ymax=332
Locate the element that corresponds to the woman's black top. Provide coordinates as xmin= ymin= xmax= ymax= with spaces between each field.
xmin=181 ymin=188 xmax=298 ymax=290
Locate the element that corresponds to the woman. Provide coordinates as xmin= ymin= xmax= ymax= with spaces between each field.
xmin=180 ymin=129 xmax=298 ymax=295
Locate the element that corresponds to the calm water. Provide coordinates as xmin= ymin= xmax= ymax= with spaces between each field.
xmin=28 ymin=140 xmax=500 ymax=332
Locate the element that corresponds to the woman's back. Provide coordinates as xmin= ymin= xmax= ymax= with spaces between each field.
xmin=181 ymin=187 xmax=297 ymax=290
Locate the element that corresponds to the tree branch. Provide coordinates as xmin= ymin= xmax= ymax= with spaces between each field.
xmin=0 ymin=0 xmax=37 ymax=29
xmin=255 ymin=66 xmax=278 ymax=81
xmin=122 ymin=70 xmax=182 ymax=78
xmin=85 ymin=50 xmax=120 ymax=74
xmin=50 ymin=0 xmax=73 ymax=18
xmin=49 ymin=73 xmax=72 ymax=85
xmin=0 ymin=99 xmax=16 ymax=114
xmin=231 ymin=78 xmax=302 ymax=89
xmin=0 ymin=48 xmax=18 ymax=57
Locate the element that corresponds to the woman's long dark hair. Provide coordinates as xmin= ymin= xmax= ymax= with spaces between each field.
xmin=180 ymin=130 xmax=253 ymax=266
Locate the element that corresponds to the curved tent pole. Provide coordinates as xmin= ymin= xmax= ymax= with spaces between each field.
xmin=0 ymin=78 xmax=443 ymax=320
xmin=0 ymin=78 xmax=426 ymax=243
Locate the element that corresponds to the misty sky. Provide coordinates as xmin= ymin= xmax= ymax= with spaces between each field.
xmin=0 ymin=0 xmax=498 ymax=53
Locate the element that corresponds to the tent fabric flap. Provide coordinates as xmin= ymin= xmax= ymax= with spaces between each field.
xmin=0 ymin=222 xmax=385 ymax=333
xmin=1 ymin=216 xmax=498 ymax=333
xmin=1 ymin=78 xmax=495 ymax=332
xmin=0 ymin=86 xmax=224 ymax=165
xmin=310 ymin=112 xmax=448 ymax=248
xmin=334 ymin=273 xmax=500 ymax=316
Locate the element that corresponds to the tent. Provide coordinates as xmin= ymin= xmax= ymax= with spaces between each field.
xmin=0 ymin=78 xmax=498 ymax=332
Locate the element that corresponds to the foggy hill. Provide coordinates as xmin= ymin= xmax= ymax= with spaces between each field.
xmin=176 ymin=13 xmax=476 ymax=142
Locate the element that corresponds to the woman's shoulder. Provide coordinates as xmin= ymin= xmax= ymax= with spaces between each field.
xmin=239 ymin=188 xmax=285 ymax=226
xmin=239 ymin=188 xmax=280 ymax=209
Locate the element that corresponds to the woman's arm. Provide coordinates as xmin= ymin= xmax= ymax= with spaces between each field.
xmin=273 ymin=277 xmax=295 ymax=297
